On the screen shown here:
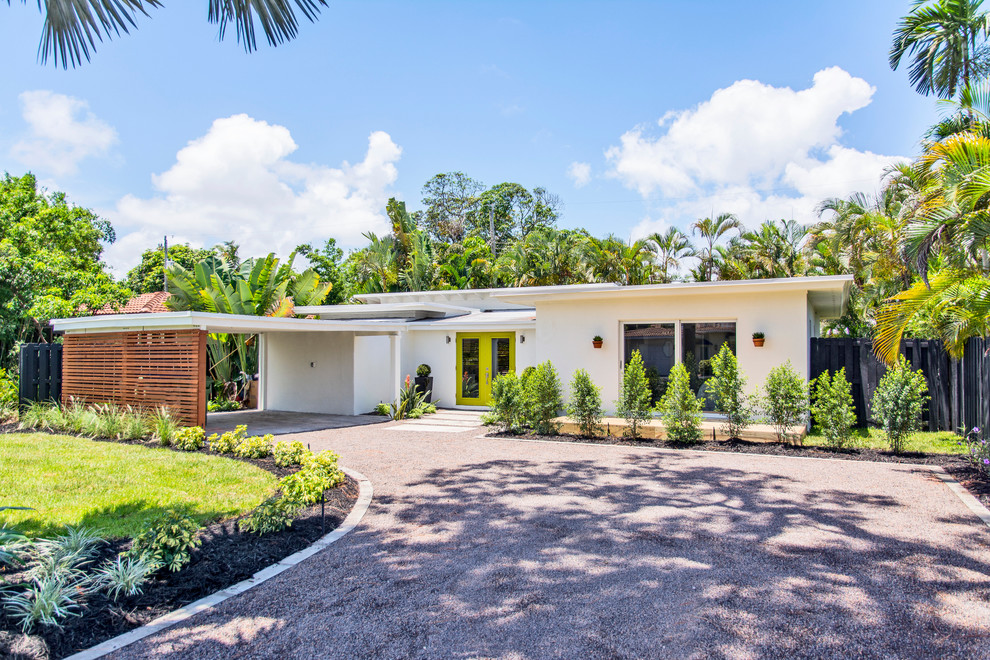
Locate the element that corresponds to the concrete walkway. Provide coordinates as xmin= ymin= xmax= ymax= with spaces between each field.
xmin=205 ymin=410 xmax=384 ymax=436
xmin=110 ymin=421 xmax=990 ymax=658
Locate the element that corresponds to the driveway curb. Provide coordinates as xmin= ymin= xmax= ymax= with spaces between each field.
xmin=65 ymin=466 xmax=373 ymax=660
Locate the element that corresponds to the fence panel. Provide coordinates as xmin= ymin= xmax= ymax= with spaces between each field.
xmin=18 ymin=343 xmax=62 ymax=405
xmin=810 ymin=336 xmax=990 ymax=433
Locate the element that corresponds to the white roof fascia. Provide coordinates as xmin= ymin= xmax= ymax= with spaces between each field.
xmin=491 ymin=275 xmax=854 ymax=304
xmin=355 ymin=282 xmax=617 ymax=306
xmin=294 ymin=302 xmax=473 ymax=319
xmin=50 ymin=311 xmax=407 ymax=335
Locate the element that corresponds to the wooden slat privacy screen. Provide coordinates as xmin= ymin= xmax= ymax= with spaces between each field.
xmin=61 ymin=330 xmax=207 ymax=427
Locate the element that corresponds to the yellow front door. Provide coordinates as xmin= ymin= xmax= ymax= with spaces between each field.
xmin=455 ymin=332 xmax=515 ymax=406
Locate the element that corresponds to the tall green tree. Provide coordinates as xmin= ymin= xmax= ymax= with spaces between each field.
xmin=890 ymin=0 xmax=990 ymax=98
xmin=125 ymin=243 xmax=215 ymax=295
xmin=691 ymin=212 xmax=741 ymax=281
xmin=647 ymin=227 xmax=694 ymax=283
xmin=0 ymin=173 xmax=129 ymax=369
xmin=8 ymin=0 xmax=330 ymax=68
xmin=421 ymin=172 xmax=483 ymax=244
xmin=295 ymin=238 xmax=352 ymax=305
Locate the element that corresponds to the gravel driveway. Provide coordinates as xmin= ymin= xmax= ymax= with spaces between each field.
xmin=108 ymin=421 xmax=990 ymax=659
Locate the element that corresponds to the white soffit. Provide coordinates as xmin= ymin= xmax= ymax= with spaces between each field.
xmin=50 ymin=312 xmax=406 ymax=335
xmin=294 ymin=302 xmax=473 ymax=320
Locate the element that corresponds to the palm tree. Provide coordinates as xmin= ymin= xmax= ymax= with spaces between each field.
xmin=647 ymin=227 xmax=693 ymax=283
xmin=690 ymin=213 xmax=741 ymax=281
xmin=889 ymin=0 xmax=990 ymax=98
xmin=9 ymin=0 xmax=329 ymax=68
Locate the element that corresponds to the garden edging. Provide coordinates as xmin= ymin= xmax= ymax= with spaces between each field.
xmin=63 ymin=466 xmax=374 ymax=660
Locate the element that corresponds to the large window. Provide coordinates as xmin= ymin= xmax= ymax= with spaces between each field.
xmin=623 ymin=323 xmax=675 ymax=403
xmin=622 ymin=321 xmax=736 ymax=410
xmin=682 ymin=322 xmax=735 ymax=411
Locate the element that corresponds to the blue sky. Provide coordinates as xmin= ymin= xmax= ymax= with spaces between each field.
xmin=0 ymin=1 xmax=938 ymax=273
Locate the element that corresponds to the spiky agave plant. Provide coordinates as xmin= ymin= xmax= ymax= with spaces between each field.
xmin=94 ymin=554 xmax=156 ymax=600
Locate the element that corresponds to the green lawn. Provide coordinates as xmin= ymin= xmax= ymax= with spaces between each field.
xmin=0 ymin=433 xmax=277 ymax=538
xmin=804 ymin=428 xmax=965 ymax=454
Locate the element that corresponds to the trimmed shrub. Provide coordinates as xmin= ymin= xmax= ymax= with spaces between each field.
xmin=708 ymin=342 xmax=752 ymax=439
xmin=279 ymin=450 xmax=345 ymax=506
xmin=762 ymin=361 xmax=808 ymax=444
xmin=273 ymin=440 xmax=309 ymax=467
xmin=810 ymin=368 xmax=856 ymax=448
xmin=173 ymin=426 xmax=206 ymax=451
xmin=373 ymin=402 xmax=391 ymax=416
xmin=871 ymin=356 xmax=929 ymax=453
xmin=239 ymin=495 xmax=299 ymax=535
xmin=233 ymin=434 xmax=275 ymax=459
xmin=488 ymin=371 xmax=526 ymax=433
xmin=616 ymin=350 xmax=652 ymax=438
xmin=567 ymin=369 xmax=603 ymax=437
xmin=208 ymin=425 xmax=248 ymax=454
xmin=523 ymin=361 xmax=563 ymax=435
xmin=657 ymin=363 xmax=703 ymax=443
xmin=126 ymin=510 xmax=201 ymax=572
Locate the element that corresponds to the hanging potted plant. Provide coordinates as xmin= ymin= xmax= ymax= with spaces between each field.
xmin=752 ymin=332 xmax=765 ymax=347
xmin=592 ymin=335 xmax=604 ymax=349
xmin=414 ymin=364 xmax=433 ymax=403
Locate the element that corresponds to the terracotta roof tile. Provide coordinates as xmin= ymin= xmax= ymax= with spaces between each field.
xmin=95 ymin=291 xmax=172 ymax=315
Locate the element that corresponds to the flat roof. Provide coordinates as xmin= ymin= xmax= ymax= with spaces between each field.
xmin=50 ymin=311 xmax=407 ymax=335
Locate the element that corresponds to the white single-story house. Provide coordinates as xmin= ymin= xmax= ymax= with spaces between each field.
xmin=50 ymin=275 xmax=852 ymax=425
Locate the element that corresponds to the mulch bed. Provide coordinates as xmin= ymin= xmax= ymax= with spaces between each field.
xmin=489 ymin=431 xmax=990 ymax=507
xmin=0 ymin=429 xmax=359 ymax=660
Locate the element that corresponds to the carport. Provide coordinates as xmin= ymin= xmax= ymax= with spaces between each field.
xmin=50 ymin=312 xmax=406 ymax=427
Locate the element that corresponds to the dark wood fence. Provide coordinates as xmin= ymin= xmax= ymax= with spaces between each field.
xmin=18 ymin=343 xmax=62 ymax=405
xmin=810 ymin=337 xmax=990 ymax=432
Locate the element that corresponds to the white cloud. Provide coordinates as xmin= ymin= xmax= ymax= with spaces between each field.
xmin=103 ymin=114 xmax=401 ymax=273
xmin=11 ymin=90 xmax=118 ymax=176
xmin=567 ymin=161 xmax=592 ymax=188
xmin=606 ymin=67 xmax=907 ymax=237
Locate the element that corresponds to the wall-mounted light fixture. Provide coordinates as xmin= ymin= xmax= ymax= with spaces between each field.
xmin=520 ymin=335 xmax=526 ymax=343
xmin=445 ymin=335 xmax=451 ymax=344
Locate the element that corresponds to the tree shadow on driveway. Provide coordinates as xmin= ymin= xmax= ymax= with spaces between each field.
xmin=114 ymin=451 xmax=990 ymax=659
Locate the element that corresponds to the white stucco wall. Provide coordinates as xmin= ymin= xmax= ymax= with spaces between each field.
xmin=264 ymin=331 xmax=356 ymax=414
xmin=354 ymin=335 xmax=393 ymax=414
xmin=533 ymin=289 xmax=812 ymax=414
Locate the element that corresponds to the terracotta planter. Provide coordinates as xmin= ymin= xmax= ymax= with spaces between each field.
xmin=753 ymin=337 xmax=765 ymax=347
xmin=592 ymin=340 xmax=604 ymax=349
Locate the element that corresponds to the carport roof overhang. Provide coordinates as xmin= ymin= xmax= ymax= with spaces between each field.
xmin=50 ymin=311 xmax=407 ymax=335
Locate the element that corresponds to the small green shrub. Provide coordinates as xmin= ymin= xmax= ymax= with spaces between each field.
xmin=762 ymin=361 xmax=809 ymax=444
xmin=416 ymin=363 xmax=431 ymax=378
xmin=407 ymin=408 xmax=423 ymax=419
xmin=233 ymin=434 xmax=274 ymax=458
xmin=524 ymin=361 xmax=563 ymax=435
xmin=127 ymin=510 xmax=202 ymax=572
xmin=279 ymin=451 xmax=345 ymax=506
xmin=121 ymin=407 xmax=148 ymax=440
xmin=616 ymin=350 xmax=652 ymax=438
xmin=207 ymin=397 xmax=242 ymax=412
xmin=173 ymin=426 xmax=206 ymax=451
xmin=0 ymin=368 xmax=18 ymax=406
xmin=239 ymin=495 xmax=299 ymax=535
xmin=4 ymin=574 xmax=85 ymax=632
xmin=657 ymin=363 xmax=704 ymax=443
xmin=708 ymin=343 xmax=753 ymax=439
xmin=567 ymin=369 xmax=603 ymax=437
xmin=151 ymin=407 xmax=180 ymax=446
xmin=810 ymin=368 xmax=856 ymax=449
xmin=419 ymin=402 xmax=437 ymax=415
xmin=373 ymin=402 xmax=391 ymax=416
xmin=391 ymin=375 xmax=427 ymax=420
xmin=488 ymin=371 xmax=526 ymax=433
xmin=95 ymin=554 xmax=156 ymax=600
xmin=273 ymin=440 xmax=309 ymax=467
xmin=208 ymin=425 xmax=248 ymax=454
xmin=871 ymin=356 xmax=929 ymax=453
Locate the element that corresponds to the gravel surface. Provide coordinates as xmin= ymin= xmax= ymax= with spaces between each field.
xmin=109 ymin=421 xmax=990 ymax=659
